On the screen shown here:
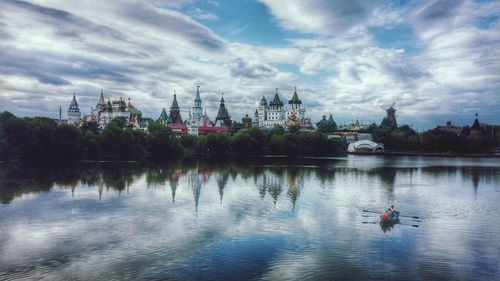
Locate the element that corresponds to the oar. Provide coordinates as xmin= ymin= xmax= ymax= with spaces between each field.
xmin=362 ymin=209 xmax=420 ymax=219
xmin=362 ymin=221 xmax=419 ymax=228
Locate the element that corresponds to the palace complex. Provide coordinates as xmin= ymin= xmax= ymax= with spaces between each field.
xmin=254 ymin=87 xmax=313 ymax=130
xmin=77 ymin=90 xmax=143 ymax=128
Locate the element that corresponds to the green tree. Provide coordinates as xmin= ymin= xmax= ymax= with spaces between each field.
xmin=146 ymin=122 xmax=183 ymax=159
xmin=53 ymin=124 xmax=84 ymax=160
xmin=206 ymin=133 xmax=230 ymax=154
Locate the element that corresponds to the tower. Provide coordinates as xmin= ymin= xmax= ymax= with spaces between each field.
xmin=192 ymin=85 xmax=203 ymax=122
xmin=67 ymin=93 xmax=81 ymax=125
xmin=158 ymin=108 xmax=168 ymax=124
xmin=168 ymin=93 xmax=183 ymax=124
xmin=258 ymin=95 xmax=267 ymax=125
xmin=287 ymin=86 xmax=304 ymax=121
xmin=215 ymin=93 xmax=231 ymax=127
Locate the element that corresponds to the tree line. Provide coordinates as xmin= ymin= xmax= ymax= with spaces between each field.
xmin=0 ymin=112 xmax=346 ymax=161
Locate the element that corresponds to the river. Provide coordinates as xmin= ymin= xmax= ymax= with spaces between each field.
xmin=0 ymin=155 xmax=499 ymax=280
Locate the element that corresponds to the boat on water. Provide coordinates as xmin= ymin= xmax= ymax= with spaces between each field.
xmin=380 ymin=211 xmax=400 ymax=224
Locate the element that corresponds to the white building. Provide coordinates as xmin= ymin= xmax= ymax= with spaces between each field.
xmin=186 ymin=86 xmax=213 ymax=136
xmin=85 ymin=90 xmax=142 ymax=128
xmin=255 ymin=87 xmax=312 ymax=130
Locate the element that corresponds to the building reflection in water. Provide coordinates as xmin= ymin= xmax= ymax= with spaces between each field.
xmin=0 ymin=158 xmax=499 ymax=208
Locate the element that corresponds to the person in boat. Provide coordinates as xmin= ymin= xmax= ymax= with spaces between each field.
xmin=387 ymin=205 xmax=396 ymax=219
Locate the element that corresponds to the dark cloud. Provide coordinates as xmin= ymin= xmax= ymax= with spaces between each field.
xmin=231 ymin=59 xmax=276 ymax=79
xmin=123 ymin=3 xmax=226 ymax=51
xmin=0 ymin=47 xmax=134 ymax=84
xmin=3 ymin=0 xmax=127 ymax=41
xmin=416 ymin=0 xmax=465 ymax=22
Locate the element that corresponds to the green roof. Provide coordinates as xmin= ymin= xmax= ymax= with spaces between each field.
xmin=269 ymin=89 xmax=283 ymax=107
xmin=288 ymin=87 xmax=302 ymax=105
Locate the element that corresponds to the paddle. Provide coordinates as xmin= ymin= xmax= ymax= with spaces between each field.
xmin=362 ymin=209 xmax=420 ymax=219
xmin=362 ymin=221 xmax=419 ymax=228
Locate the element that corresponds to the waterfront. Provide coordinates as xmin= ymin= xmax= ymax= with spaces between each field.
xmin=1 ymin=155 xmax=499 ymax=280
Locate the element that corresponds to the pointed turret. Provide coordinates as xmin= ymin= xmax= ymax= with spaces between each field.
xmin=288 ymin=86 xmax=302 ymax=105
xmin=215 ymin=92 xmax=231 ymax=127
xmin=158 ymin=108 xmax=168 ymax=124
xmin=269 ymin=88 xmax=284 ymax=107
xmin=472 ymin=113 xmax=481 ymax=130
xmin=260 ymin=96 xmax=267 ymax=106
xmin=67 ymin=93 xmax=81 ymax=125
xmin=168 ymin=92 xmax=183 ymax=124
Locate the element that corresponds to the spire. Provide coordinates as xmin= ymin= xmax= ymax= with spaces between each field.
xmin=269 ymin=88 xmax=283 ymax=107
xmin=68 ymin=93 xmax=80 ymax=112
xmin=195 ymin=85 xmax=201 ymax=101
xmin=472 ymin=113 xmax=481 ymax=130
xmin=59 ymin=106 xmax=62 ymax=120
xmin=260 ymin=95 xmax=267 ymax=106
xmin=289 ymin=86 xmax=302 ymax=105
xmin=172 ymin=93 xmax=179 ymax=108
xmin=215 ymin=92 xmax=231 ymax=126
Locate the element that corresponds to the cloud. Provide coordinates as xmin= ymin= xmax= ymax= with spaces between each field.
xmin=259 ymin=0 xmax=371 ymax=35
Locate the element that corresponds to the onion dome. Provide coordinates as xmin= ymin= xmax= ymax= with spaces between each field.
xmin=269 ymin=88 xmax=283 ymax=107
xmin=288 ymin=87 xmax=302 ymax=105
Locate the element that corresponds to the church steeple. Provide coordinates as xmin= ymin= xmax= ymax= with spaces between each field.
xmin=215 ymin=92 xmax=231 ymax=127
xmin=168 ymin=92 xmax=182 ymax=124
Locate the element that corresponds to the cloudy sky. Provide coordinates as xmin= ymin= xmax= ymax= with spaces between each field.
xmin=0 ymin=0 xmax=499 ymax=129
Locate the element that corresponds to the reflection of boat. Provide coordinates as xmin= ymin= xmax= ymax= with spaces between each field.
xmin=380 ymin=211 xmax=400 ymax=224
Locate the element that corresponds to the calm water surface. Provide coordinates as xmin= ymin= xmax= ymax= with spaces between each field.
xmin=0 ymin=155 xmax=499 ymax=280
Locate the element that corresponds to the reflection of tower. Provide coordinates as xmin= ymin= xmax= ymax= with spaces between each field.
xmin=169 ymin=176 xmax=179 ymax=203
xmin=286 ymin=170 xmax=300 ymax=210
xmin=471 ymin=169 xmax=480 ymax=196
xmin=188 ymin=169 xmax=202 ymax=212
xmin=217 ymin=172 xmax=229 ymax=204
xmin=98 ymin=183 xmax=103 ymax=200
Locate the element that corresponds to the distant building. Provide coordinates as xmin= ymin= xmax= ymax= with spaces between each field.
xmin=435 ymin=121 xmax=462 ymax=135
xmin=242 ymin=114 xmax=252 ymax=128
xmin=348 ymin=140 xmax=384 ymax=153
xmin=255 ymin=87 xmax=312 ymax=130
xmin=85 ymin=89 xmax=142 ymax=128
xmin=67 ymin=93 xmax=81 ymax=125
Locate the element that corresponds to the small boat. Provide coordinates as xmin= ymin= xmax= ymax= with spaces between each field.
xmin=380 ymin=211 xmax=400 ymax=224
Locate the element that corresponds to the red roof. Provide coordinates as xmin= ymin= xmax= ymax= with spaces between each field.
xmin=168 ymin=124 xmax=188 ymax=134
xmin=198 ymin=126 xmax=229 ymax=135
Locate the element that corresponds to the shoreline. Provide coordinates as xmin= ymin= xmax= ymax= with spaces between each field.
xmin=348 ymin=151 xmax=500 ymax=158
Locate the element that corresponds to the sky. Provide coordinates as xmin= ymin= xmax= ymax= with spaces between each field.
xmin=0 ymin=0 xmax=499 ymax=130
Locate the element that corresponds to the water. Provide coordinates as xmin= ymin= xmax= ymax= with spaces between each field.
xmin=0 ymin=155 xmax=499 ymax=280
